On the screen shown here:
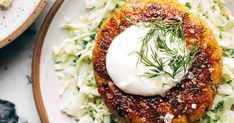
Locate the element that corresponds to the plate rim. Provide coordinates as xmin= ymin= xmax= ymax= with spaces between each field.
xmin=32 ymin=0 xmax=64 ymax=123
xmin=0 ymin=0 xmax=48 ymax=48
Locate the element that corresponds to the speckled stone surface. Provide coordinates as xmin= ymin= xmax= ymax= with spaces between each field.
xmin=0 ymin=0 xmax=55 ymax=122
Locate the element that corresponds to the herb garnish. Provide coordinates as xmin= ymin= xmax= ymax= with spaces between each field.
xmin=136 ymin=19 xmax=199 ymax=79
xmin=213 ymin=101 xmax=224 ymax=112
xmin=222 ymin=47 xmax=234 ymax=58
xmin=185 ymin=2 xmax=192 ymax=9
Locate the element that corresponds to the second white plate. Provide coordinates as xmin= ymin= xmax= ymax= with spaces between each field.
xmin=0 ymin=0 xmax=47 ymax=48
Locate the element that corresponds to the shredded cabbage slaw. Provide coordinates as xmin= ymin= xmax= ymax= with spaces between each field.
xmin=52 ymin=0 xmax=234 ymax=122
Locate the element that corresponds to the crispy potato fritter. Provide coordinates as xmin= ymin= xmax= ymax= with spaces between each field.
xmin=92 ymin=0 xmax=222 ymax=122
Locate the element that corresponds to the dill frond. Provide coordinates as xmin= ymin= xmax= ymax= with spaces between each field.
xmin=136 ymin=19 xmax=199 ymax=78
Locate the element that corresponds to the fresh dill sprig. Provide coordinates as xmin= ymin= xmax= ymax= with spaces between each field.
xmin=137 ymin=46 xmax=164 ymax=78
xmin=136 ymin=19 xmax=199 ymax=79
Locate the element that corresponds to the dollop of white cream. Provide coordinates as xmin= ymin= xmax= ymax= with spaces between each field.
xmin=106 ymin=25 xmax=185 ymax=96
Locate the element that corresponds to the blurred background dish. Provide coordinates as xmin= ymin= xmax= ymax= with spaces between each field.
xmin=0 ymin=0 xmax=47 ymax=48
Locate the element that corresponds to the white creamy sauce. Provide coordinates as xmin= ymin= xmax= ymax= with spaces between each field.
xmin=106 ymin=25 xmax=187 ymax=96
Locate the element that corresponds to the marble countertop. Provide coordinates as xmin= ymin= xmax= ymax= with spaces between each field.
xmin=0 ymin=0 xmax=55 ymax=122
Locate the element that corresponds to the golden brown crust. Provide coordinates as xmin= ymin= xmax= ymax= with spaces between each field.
xmin=92 ymin=0 xmax=222 ymax=122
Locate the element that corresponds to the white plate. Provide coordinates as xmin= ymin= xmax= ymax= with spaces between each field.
xmin=33 ymin=0 xmax=86 ymax=123
xmin=0 ymin=0 xmax=47 ymax=48
xmin=33 ymin=0 xmax=234 ymax=123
